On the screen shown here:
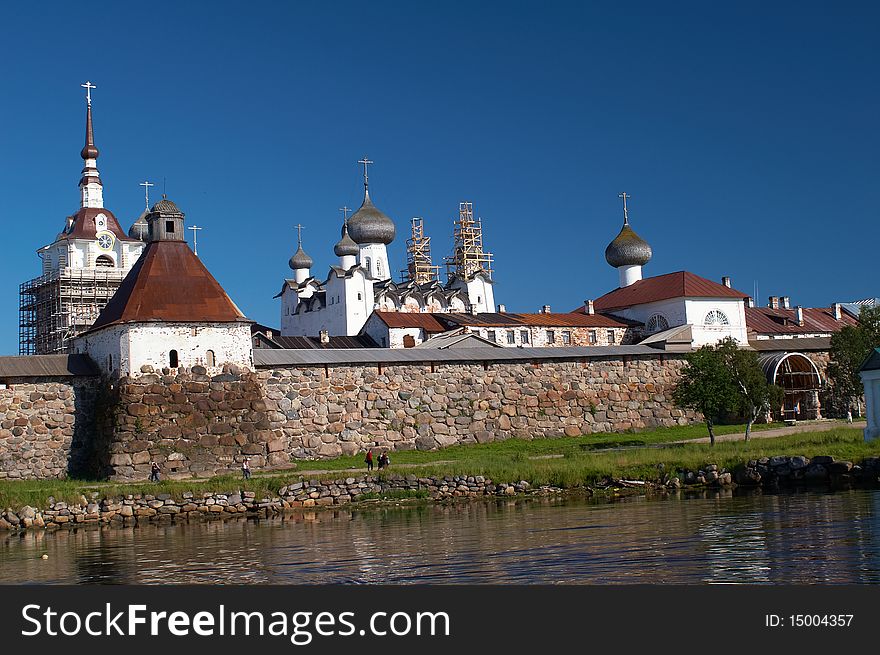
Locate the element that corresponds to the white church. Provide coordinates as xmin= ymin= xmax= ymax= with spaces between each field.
xmin=277 ymin=161 xmax=496 ymax=338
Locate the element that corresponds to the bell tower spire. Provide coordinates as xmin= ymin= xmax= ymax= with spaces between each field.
xmin=79 ymin=81 xmax=103 ymax=209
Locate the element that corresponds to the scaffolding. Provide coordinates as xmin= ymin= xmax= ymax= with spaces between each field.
xmin=402 ymin=217 xmax=440 ymax=284
xmin=19 ymin=268 xmax=128 ymax=355
xmin=445 ymin=201 xmax=493 ymax=281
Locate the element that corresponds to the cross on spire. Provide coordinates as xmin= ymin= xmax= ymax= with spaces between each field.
xmin=339 ymin=206 xmax=351 ymax=224
xmin=81 ymin=81 xmax=96 ymax=106
xmin=295 ymin=223 xmax=304 ymax=246
xmin=139 ymin=180 xmax=154 ymax=210
xmin=618 ymin=192 xmax=631 ymax=225
xmin=358 ymin=156 xmax=373 ymax=189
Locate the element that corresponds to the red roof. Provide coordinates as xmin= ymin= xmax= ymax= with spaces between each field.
xmin=59 ymin=207 xmax=137 ymax=242
xmin=372 ymin=312 xmax=448 ymax=332
xmin=440 ymin=312 xmax=637 ymax=328
xmin=86 ymin=241 xmax=246 ymax=331
xmin=745 ymin=306 xmax=857 ymax=336
xmin=588 ymin=271 xmax=747 ymax=312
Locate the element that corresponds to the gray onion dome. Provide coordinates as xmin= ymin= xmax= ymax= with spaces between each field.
xmin=128 ymin=210 xmax=149 ymax=241
xmin=334 ymin=223 xmax=359 ymax=257
xmin=605 ymin=221 xmax=652 ymax=267
xmin=348 ymin=189 xmax=395 ymax=245
xmin=289 ymin=244 xmax=314 ymax=270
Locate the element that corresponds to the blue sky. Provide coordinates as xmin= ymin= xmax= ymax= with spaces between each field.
xmin=1 ymin=1 xmax=878 ymax=352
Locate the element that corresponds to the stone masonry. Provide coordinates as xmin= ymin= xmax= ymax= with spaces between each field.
xmin=0 ymin=378 xmax=99 ymax=480
xmin=103 ymin=365 xmax=288 ymax=481
xmin=258 ymin=355 xmax=696 ymax=460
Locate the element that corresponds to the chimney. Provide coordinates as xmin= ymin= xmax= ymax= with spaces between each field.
xmin=469 ymin=304 xmax=479 ymax=315
xmin=319 ymin=329 xmax=330 ymax=344
xmin=782 ymin=296 xmax=791 ymax=310
xmin=721 ymin=276 xmax=731 ymax=288
xmin=585 ymin=300 xmax=595 ymax=315
xmin=541 ymin=304 xmax=551 ymax=314
xmin=744 ymin=297 xmax=754 ymax=308
xmin=769 ymin=296 xmax=779 ymax=309
xmin=795 ymin=306 xmax=804 ymax=326
xmin=833 ymin=303 xmax=842 ymax=320
xmin=498 ymin=303 xmax=506 ymax=313
xmin=266 ymin=329 xmax=273 ymax=339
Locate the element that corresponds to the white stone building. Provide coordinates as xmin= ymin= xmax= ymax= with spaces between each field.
xmin=580 ymin=195 xmax=749 ymax=348
xmin=861 ymin=348 xmax=880 ymax=442
xmin=278 ymin=162 xmax=495 ymax=338
xmin=74 ymin=198 xmax=253 ymax=377
xmin=20 ymin=87 xmax=147 ymax=354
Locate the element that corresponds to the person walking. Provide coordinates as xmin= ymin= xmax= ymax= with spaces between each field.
xmin=242 ymin=457 xmax=251 ymax=480
xmin=149 ymin=461 xmax=160 ymax=483
xmin=364 ymin=449 xmax=374 ymax=471
xmin=847 ymin=408 xmax=854 ymax=424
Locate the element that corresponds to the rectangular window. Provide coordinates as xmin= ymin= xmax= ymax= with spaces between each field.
xmin=547 ymin=330 xmax=555 ymax=343
xmin=562 ymin=331 xmax=571 ymax=345
xmin=589 ymin=330 xmax=597 ymax=344
xmin=506 ymin=330 xmax=516 ymax=344
xmin=165 ymin=220 xmax=175 ymax=234
xmin=607 ymin=330 xmax=615 ymax=344
xmin=520 ymin=330 xmax=530 ymax=344
xmin=487 ymin=330 xmax=497 ymax=343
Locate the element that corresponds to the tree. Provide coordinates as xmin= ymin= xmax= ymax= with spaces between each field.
xmin=828 ymin=307 xmax=880 ymax=416
xmin=673 ymin=344 xmax=737 ymax=445
xmin=715 ymin=338 xmax=783 ymax=440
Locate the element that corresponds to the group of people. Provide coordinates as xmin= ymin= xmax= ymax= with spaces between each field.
xmin=149 ymin=450 xmax=390 ymax=483
xmin=363 ymin=449 xmax=390 ymax=471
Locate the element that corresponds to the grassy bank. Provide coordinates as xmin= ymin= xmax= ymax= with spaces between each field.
xmin=0 ymin=424 xmax=874 ymax=511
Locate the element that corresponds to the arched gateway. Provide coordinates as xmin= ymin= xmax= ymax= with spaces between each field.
xmin=759 ymin=352 xmax=823 ymax=420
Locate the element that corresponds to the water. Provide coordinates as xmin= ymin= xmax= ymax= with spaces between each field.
xmin=3 ymin=488 xmax=880 ymax=584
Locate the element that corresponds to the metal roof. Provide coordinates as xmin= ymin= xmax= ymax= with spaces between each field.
xmin=748 ymin=337 xmax=833 ymax=352
xmin=371 ymin=312 xmax=448 ymax=332
xmin=0 ymin=354 xmax=98 ymax=378
xmin=745 ymin=306 xmax=857 ymax=336
xmin=440 ymin=312 xmax=639 ymax=328
xmin=258 ymin=334 xmax=380 ymax=349
xmin=591 ymin=271 xmax=747 ymax=312
xmin=253 ymin=344 xmax=668 ymax=367
xmin=861 ymin=348 xmax=880 ymax=372
xmin=605 ymin=222 xmax=652 ymax=267
xmin=413 ymin=330 xmax=501 ymax=349
xmin=85 ymin=240 xmax=248 ymax=332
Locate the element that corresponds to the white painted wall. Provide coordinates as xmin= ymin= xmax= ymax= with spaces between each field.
xmin=862 ymin=369 xmax=880 ymax=442
xmin=358 ymin=242 xmax=390 ymax=281
xmin=610 ymin=296 xmax=748 ymax=346
xmin=281 ymin=268 xmax=375 ymax=337
xmin=618 ymin=264 xmax=643 ymax=287
xmin=75 ymin=322 xmax=253 ymax=378
xmin=449 ymin=273 xmax=495 ymax=313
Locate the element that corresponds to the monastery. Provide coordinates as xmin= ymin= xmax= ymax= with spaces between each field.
xmin=0 ymin=83 xmax=873 ymax=485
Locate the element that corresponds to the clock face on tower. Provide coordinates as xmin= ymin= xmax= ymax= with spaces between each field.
xmin=96 ymin=230 xmax=115 ymax=251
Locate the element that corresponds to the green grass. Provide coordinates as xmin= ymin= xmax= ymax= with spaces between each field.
xmin=0 ymin=423 xmax=874 ymax=512
xmin=294 ymin=421 xmax=784 ymax=472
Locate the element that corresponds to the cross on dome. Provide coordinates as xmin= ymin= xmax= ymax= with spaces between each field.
xmin=339 ymin=206 xmax=351 ymax=223
xmin=358 ymin=156 xmax=373 ymax=189
xmin=295 ymin=223 xmax=304 ymax=246
xmin=618 ymin=192 xmax=631 ymax=225
xmin=139 ymin=180 xmax=154 ymax=210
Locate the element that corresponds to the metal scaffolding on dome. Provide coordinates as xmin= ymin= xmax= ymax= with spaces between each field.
xmin=444 ymin=201 xmax=493 ymax=282
xmin=402 ymin=217 xmax=440 ymax=284
xmin=19 ymin=268 xmax=127 ymax=355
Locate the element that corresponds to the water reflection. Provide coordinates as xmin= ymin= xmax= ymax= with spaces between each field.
xmin=3 ymin=489 xmax=880 ymax=585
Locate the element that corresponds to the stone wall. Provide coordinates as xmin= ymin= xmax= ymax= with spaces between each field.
xmin=258 ymin=355 xmax=695 ymax=459
xmin=98 ymin=354 xmax=695 ymax=480
xmin=0 ymin=378 xmax=99 ymax=480
xmin=101 ymin=366 xmax=287 ymax=482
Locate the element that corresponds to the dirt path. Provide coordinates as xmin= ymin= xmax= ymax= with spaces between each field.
xmin=677 ymin=420 xmax=865 ymax=445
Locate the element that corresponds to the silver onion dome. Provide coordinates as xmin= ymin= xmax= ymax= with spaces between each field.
xmin=334 ymin=223 xmax=360 ymax=257
xmin=347 ymin=189 xmax=395 ymax=245
xmin=604 ymin=221 xmax=652 ymax=268
xmin=128 ymin=210 xmax=149 ymax=241
xmin=289 ymin=244 xmax=314 ymax=271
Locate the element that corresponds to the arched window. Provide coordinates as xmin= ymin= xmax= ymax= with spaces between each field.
xmin=377 ymin=260 xmax=384 ymax=277
xmin=365 ymin=257 xmax=372 ymax=273
xmin=96 ymin=255 xmax=114 ymax=267
xmin=169 ymin=350 xmax=179 ymax=368
xmin=646 ymin=313 xmax=669 ymax=333
xmin=704 ymin=309 xmax=730 ymax=327
xmin=206 ymin=350 xmax=215 ymax=367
